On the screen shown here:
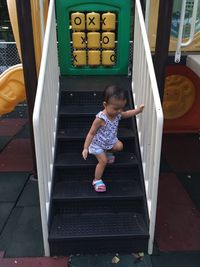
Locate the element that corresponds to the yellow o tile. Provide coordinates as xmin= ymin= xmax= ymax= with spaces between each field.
xmin=102 ymin=32 xmax=115 ymax=49
xmin=71 ymin=12 xmax=85 ymax=31
xmin=102 ymin=50 xmax=115 ymax=66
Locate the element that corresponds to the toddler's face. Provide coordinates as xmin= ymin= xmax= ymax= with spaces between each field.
xmin=104 ymin=98 xmax=126 ymax=118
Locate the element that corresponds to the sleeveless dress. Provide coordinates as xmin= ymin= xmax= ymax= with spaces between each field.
xmin=89 ymin=111 xmax=122 ymax=154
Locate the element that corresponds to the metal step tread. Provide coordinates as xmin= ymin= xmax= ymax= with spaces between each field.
xmin=55 ymin=152 xmax=138 ymax=167
xmin=59 ymin=105 xmax=101 ymax=116
xmin=59 ymin=105 xmax=132 ymax=116
xmin=60 ymin=75 xmax=132 ymax=92
xmin=49 ymin=212 xmax=149 ymax=239
xmin=57 ymin=127 xmax=135 ymax=140
xmin=52 ymin=179 xmax=143 ymax=201
xmin=60 ymin=90 xmax=132 ymax=107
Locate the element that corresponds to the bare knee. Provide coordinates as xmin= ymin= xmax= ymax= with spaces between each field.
xmin=113 ymin=141 xmax=123 ymax=152
xmin=98 ymin=157 xmax=108 ymax=166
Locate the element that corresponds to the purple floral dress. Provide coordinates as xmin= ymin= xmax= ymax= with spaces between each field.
xmin=89 ymin=111 xmax=122 ymax=152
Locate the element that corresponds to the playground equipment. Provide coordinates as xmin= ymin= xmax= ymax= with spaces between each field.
xmin=163 ymin=65 xmax=200 ymax=133
xmin=56 ymin=0 xmax=131 ymax=75
xmin=0 ymin=0 xmax=48 ymax=115
xmin=7 ymin=0 xmax=48 ymax=75
xmin=148 ymin=0 xmax=200 ymax=52
xmin=0 ymin=64 xmax=26 ymax=115
xmin=33 ymin=0 xmax=164 ymax=255
xmin=147 ymin=0 xmax=200 ymax=132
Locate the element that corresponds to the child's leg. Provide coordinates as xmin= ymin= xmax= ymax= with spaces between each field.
xmin=112 ymin=140 xmax=123 ymax=152
xmin=92 ymin=152 xmax=107 ymax=192
xmin=94 ymin=152 xmax=108 ymax=180
xmin=107 ymin=140 xmax=123 ymax=163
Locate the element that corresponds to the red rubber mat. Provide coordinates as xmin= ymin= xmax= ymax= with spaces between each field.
xmin=0 ymin=119 xmax=27 ymax=136
xmin=0 ymin=254 xmax=68 ymax=267
xmin=0 ymin=139 xmax=33 ymax=171
xmin=155 ymin=173 xmax=200 ymax=251
xmin=162 ymin=133 xmax=200 ymax=172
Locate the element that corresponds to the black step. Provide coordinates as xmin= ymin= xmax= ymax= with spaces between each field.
xmin=52 ymin=179 xmax=143 ymax=201
xmin=58 ymin=116 xmax=134 ymax=132
xmin=59 ymin=105 xmax=101 ymax=116
xmin=60 ymin=91 xmax=104 ymax=106
xmin=57 ymin=127 xmax=134 ymax=140
xmin=50 ymin=82 xmax=149 ymax=255
xmin=55 ymin=152 xmax=138 ymax=168
xmin=59 ymin=103 xmax=132 ymax=116
xmin=54 ymin=165 xmax=141 ymax=183
xmin=49 ymin=212 xmax=149 ymax=254
xmin=60 ymin=75 xmax=132 ymax=92
xmin=56 ymin=139 xmax=135 ymax=153
xmin=53 ymin=199 xmax=145 ymax=214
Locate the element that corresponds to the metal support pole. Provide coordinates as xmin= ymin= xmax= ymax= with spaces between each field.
xmin=16 ymin=0 xmax=38 ymax=178
xmin=153 ymin=0 xmax=174 ymax=103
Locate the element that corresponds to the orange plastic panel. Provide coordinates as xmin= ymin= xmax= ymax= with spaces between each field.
xmin=164 ymin=65 xmax=200 ymax=133
xmin=164 ymin=75 xmax=196 ymax=119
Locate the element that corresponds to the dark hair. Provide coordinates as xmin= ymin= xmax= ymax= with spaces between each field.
xmin=103 ymin=85 xmax=127 ymax=103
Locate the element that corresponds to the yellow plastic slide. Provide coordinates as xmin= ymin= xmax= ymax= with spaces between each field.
xmin=6 ymin=0 xmax=49 ymax=75
xmin=0 ymin=0 xmax=49 ymax=115
xmin=0 ymin=64 xmax=26 ymax=115
xmin=0 ymin=0 xmax=24 ymax=115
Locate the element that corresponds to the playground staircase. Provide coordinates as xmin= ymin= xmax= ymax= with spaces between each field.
xmin=48 ymin=76 xmax=149 ymax=255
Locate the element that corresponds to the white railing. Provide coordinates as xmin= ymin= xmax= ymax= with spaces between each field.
xmin=132 ymin=0 xmax=163 ymax=254
xmin=33 ymin=0 xmax=59 ymax=256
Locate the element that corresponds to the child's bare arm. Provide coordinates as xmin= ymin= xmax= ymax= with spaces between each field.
xmin=82 ymin=118 xmax=103 ymax=160
xmin=121 ymin=104 xmax=144 ymax=119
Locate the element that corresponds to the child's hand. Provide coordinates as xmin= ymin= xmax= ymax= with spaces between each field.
xmin=138 ymin=104 xmax=144 ymax=113
xmin=82 ymin=148 xmax=88 ymax=160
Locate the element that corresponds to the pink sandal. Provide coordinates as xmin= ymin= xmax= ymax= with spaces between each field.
xmin=107 ymin=153 xmax=115 ymax=164
xmin=92 ymin=179 xmax=106 ymax=192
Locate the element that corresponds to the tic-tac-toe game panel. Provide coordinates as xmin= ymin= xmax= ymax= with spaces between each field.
xmin=56 ymin=0 xmax=131 ymax=75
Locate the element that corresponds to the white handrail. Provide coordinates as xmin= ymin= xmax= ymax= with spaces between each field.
xmin=145 ymin=0 xmax=150 ymax=31
xmin=133 ymin=0 xmax=163 ymax=254
xmin=33 ymin=0 xmax=59 ymax=256
xmin=39 ymin=0 xmax=45 ymax=43
xmin=175 ymin=0 xmax=199 ymax=63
